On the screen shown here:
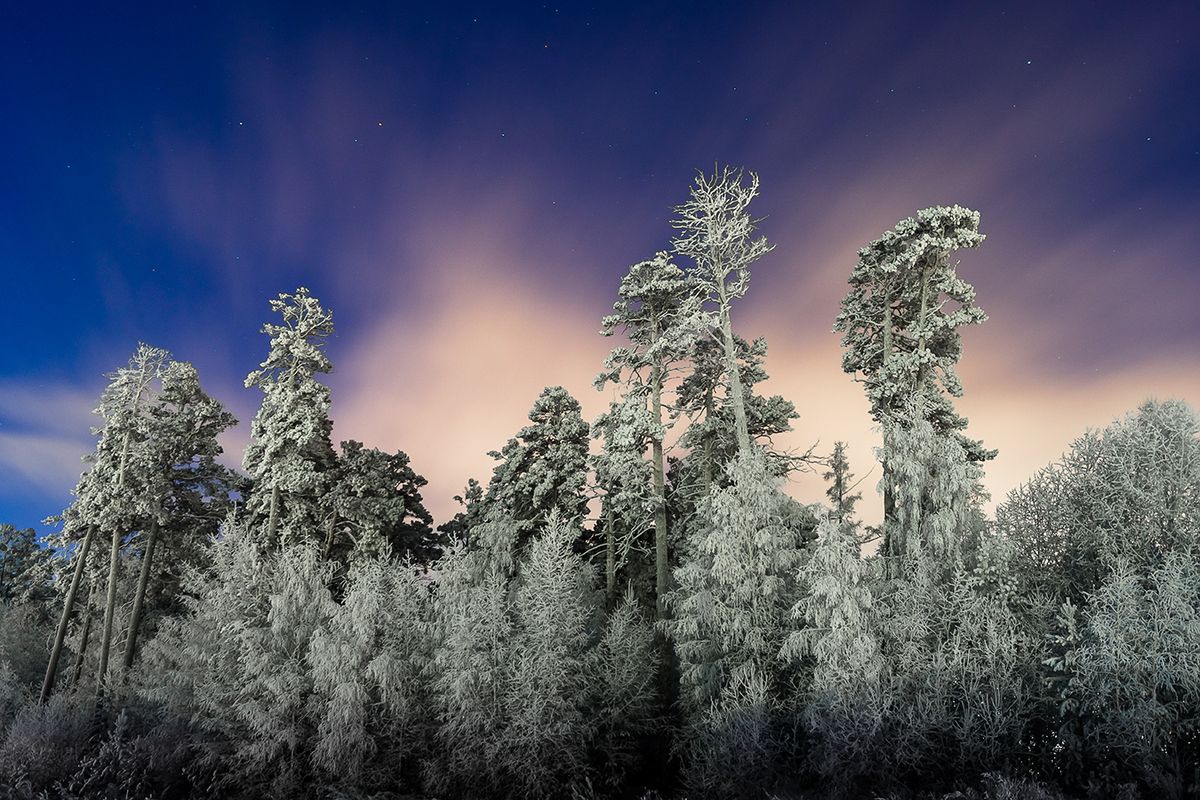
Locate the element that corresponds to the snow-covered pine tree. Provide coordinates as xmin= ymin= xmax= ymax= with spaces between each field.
xmin=320 ymin=440 xmax=437 ymax=566
xmin=886 ymin=401 xmax=986 ymax=583
xmin=477 ymin=386 xmax=590 ymax=549
xmin=0 ymin=525 xmax=51 ymax=605
xmin=591 ymin=394 xmax=657 ymax=606
xmin=836 ymin=206 xmax=992 ymax=567
xmin=671 ymin=334 xmax=802 ymax=507
xmin=121 ymin=359 xmax=236 ymax=674
xmin=671 ymin=166 xmax=774 ymax=456
xmin=41 ymin=343 xmax=170 ymax=703
xmin=589 ymin=585 xmax=662 ymax=790
xmin=425 ymin=540 xmax=516 ymax=796
xmin=501 ymin=511 xmax=597 ymax=798
xmin=823 ymin=440 xmax=863 ymax=527
xmin=596 ymin=252 xmax=698 ymax=617
xmin=243 ymin=287 xmax=337 ymax=548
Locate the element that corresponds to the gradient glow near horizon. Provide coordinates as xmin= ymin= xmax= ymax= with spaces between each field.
xmin=2 ymin=2 xmax=1198 ymax=531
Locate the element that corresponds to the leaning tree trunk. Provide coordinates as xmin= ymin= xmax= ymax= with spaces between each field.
xmin=121 ymin=517 xmax=160 ymax=674
xmin=96 ymin=431 xmax=133 ymax=701
xmin=716 ymin=287 xmax=751 ymax=455
xmin=40 ymin=523 xmax=96 ymax=704
xmin=69 ymin=582 xmax=97 ymax=690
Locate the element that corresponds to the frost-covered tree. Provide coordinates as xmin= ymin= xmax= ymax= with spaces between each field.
xmin=41 ymin=343 xmax=170 ymax=703
xmin=308 ymin=557 xmax=433 ymax=792
xmin=782 ymin=516 xmax=884 ymax=787
xmin=876 ymin=552 xmax=1037 ymax=789
xmin=998 ymin=399 xmax=1200 ymax=604
xmin=835 ymin=206 xmax=991 ymax=563
xmin=322 ymin=440 xmax=436 ymax=566
xmin=596 ymin=252 xmax=698 ymax=617
xmin=139 ymin=526 xmax=337 ymax=796
xmin=243 ymin=287 xmax=337 ymax=547
xmin=1055 ymin=554 xmax=1200 ymax=797
xmin=122 ymin=360 xmax=236 ymax=674
xmin=501 ymin=513 xmax=596 ymax=798
xmin=591 ymin=395 xmax=656 ymax=605
xmin=671 ymin=166 xmax=775 ymax=456
xmin=669 ymin=448 xmax=806 ymax=794
xmin=887 ymin=404 xmax=987 ymax=581
xmin=478 ymin=386 xmax=589 ymax=547
xmin=824 ymin=440 xmax=863 ymax=527
xmin=589 ymin=586 xmax=662 ymax=790
xmin=672 ymin=334 xmax=801 ymax=498
xmin=0 ymin=525 xmax=51 ymax=605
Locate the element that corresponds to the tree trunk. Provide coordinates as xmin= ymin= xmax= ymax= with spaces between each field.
xmin=267 ymin=484 xmax=280 ymax=544
xmin=716 ymin=291 xmax=751 ymax=454
xmin=651 ymin=361 xmax=670 ymax=621
xmin=122 ymin=517 xmax=159 ymax=674
xmin=96 ymin=430 xmax=134 ymax=701
xmin=913 ymin=255 xmax=935 ymax=390
xmin=604 ymin=500 xmax=616 ymax=606
xmin=70 ymin=582 xmax=96 ymax=690
xmin=41 ymin=524 xmax=96 ymax=704
xmin=880 ymin=304 xmax=898 ymax=575
xmin=701 ymin=390 xmax=714 ymax=496
xmin=321 ymin=515 xmax=336 ymax=561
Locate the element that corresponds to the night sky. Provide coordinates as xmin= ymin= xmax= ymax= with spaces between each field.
xmin=3 ymin=1 xmax=1198 ymax=532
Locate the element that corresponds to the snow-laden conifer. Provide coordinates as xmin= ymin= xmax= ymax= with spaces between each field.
xmin=477 ymin=386 xmax=590 ymax=548
xmin=243 ymin=287 xmax=337 ymax=547
xmin=782 ymin=516 xmax=884 ymax=787
xmin=589 ymin=585 xmax=661 ymax=789
xmin=597 ymin=252 xmax=699 ymax=615
xmin=591 ymin=394 xmax=657 ymax=604
xmin=321 ymin=440 xmax=437 ymax=565
xmin=669 ymin=447 xmax=805 ymax=793
xmin=309 ymin=556 xmax=432 ymax=792
xmin=836 ymin=207 xmax=992 ymax=566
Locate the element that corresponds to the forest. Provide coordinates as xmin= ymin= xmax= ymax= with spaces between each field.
xmin=1 ymin=166 xmax=1198 ymax=800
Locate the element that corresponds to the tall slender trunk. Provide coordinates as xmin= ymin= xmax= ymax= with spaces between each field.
xmin=70 ymin=582 xmax=96 ymax=690
xmin=604 ymin=500 xmax=616 ymax=606
xmin=96 ymin=431 xmax=133 ymax=700
xmin=881 ymin=303 xmax=898 ymax=576
xmin=41 ymin=524 xmax=96 ymax=704
xmin=913 ymin=255 xmax=935 ymax=390
xmin=651 ymin=358 xmax=669 ymax=621
xmin=701 ymin=390 xmax=714 ymax=496
xmin=122 ymin=517 xmax=160 ymax=674
xmin=716 ymin=287 xmax=751 ymax=454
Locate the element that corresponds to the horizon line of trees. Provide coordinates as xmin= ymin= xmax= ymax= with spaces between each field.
xmin=0 ymin=166 xmax=1198 ymax=800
